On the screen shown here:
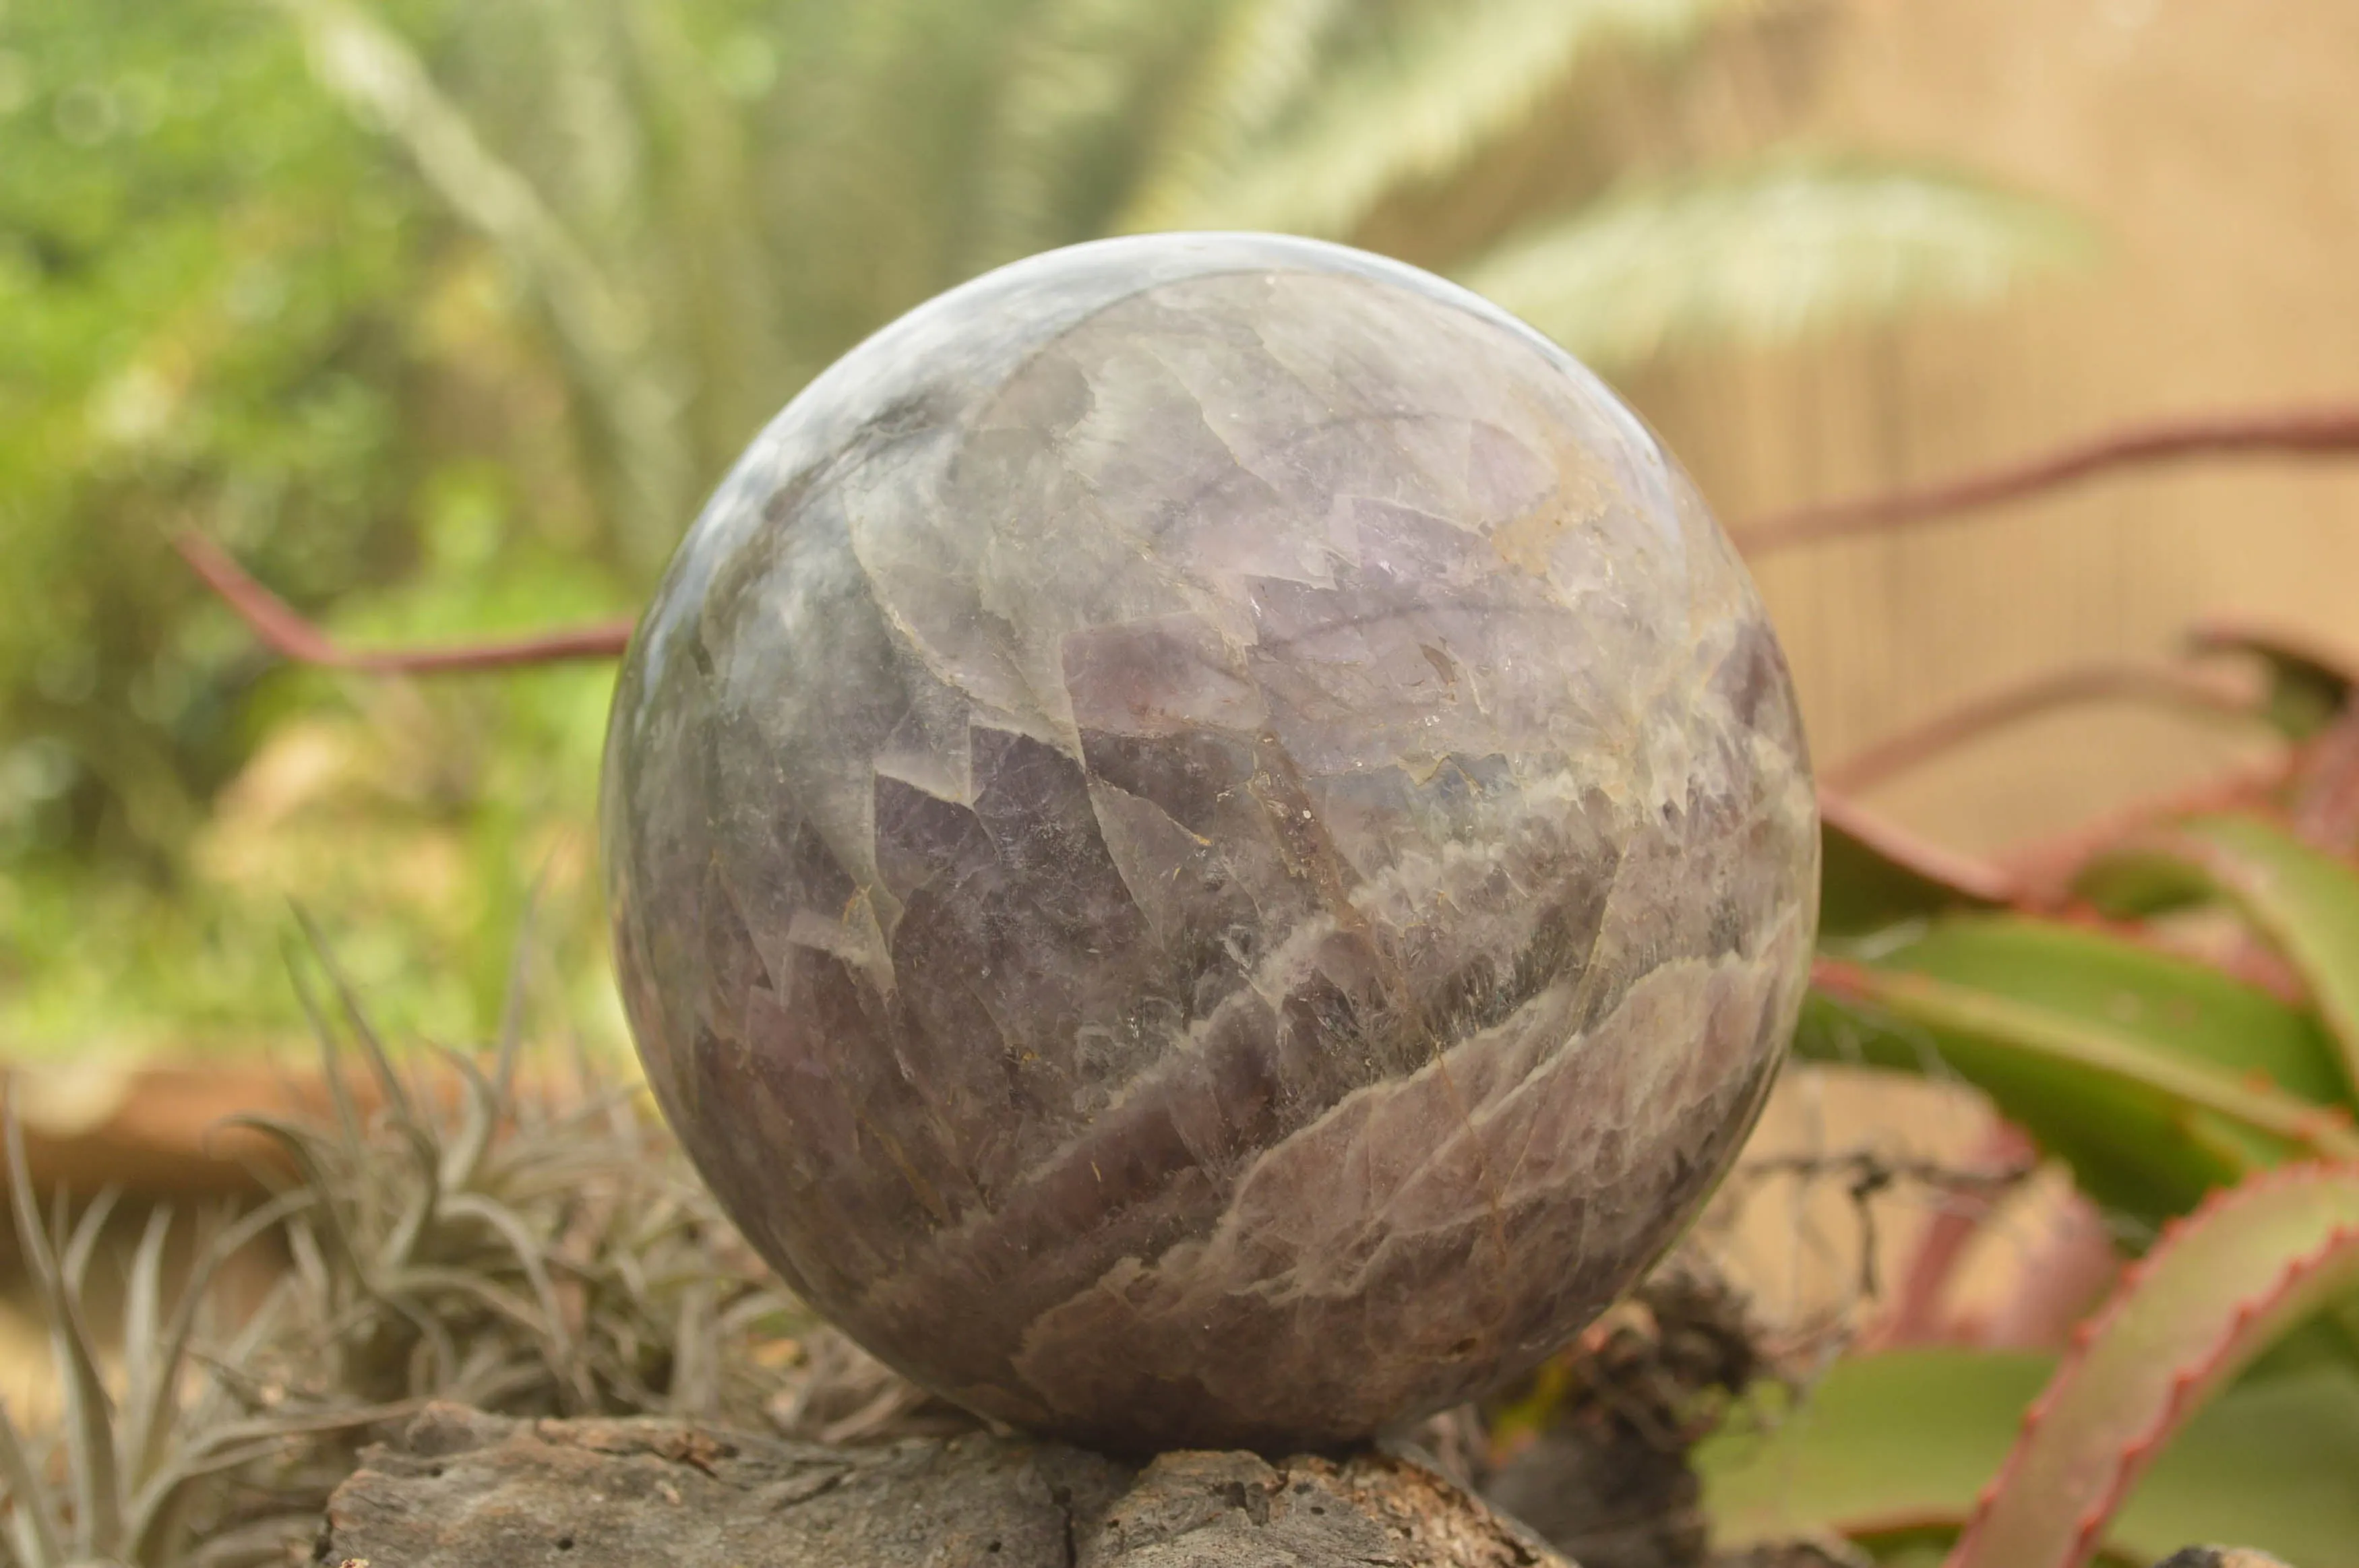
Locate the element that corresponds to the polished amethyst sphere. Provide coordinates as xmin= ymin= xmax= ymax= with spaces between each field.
xmin=601 ymin=234 xmax=1816 ymax=1453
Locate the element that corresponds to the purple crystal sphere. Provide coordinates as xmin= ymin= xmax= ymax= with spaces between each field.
xmin=601 ymin=234 xmax=1816 ymax=1453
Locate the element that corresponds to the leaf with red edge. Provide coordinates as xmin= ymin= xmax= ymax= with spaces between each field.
xmin=1697 ymin=1348 xmax=2359 ymax=1567
xmin=2081 ymin=813 xmax=2359 ymax=1101
xmin=2187 ymin=617 xmax=2358 ymax=739
xmin=1802 ymin=937 xmax=2359 ymax=1224
xmin=1869 ymin=917 xmax=2350 ymax=1105
xmin=1946 ymin=1163 xmax=2359 ymax=1568
xmin=1819 ymin=792 xmax=2011 ymax=937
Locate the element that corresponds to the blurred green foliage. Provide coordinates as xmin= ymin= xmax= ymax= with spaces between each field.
xmin=0 ymin=0 xmax=2080 ymax=1057
xmin=0 ymin=0 xmax=638 ymax=1053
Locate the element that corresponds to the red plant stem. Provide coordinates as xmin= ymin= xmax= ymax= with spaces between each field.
xmin=1874 ymin=1208 xmax=1986 ymax=1346
xmin=174 ymin=532 xmax=636 ymax=674
xmin=1975 ymin=1189 xmax=2120 ymax=1351
xmin=2291 ymin=701 xmax=2359 ymax=854
xmin=1821 ymin=662 xmax=2263 ymax=794
xmin=1998 ymin=753 xmax=2296 ymax=904
xmin=177 ymin=403 xmax=2359 ymax=677
xmin=1737 ymin=403 xmax=2359 ymax=553
xmin=1868 ymin=1119 xmax=2039 ymax=1350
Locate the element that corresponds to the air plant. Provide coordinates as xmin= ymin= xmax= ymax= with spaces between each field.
xmin=0 ymin=933 xmax=809 ymax=1568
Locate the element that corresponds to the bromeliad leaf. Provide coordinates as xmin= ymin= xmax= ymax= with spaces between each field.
xmin=1806 ymin=920 xmax=2359 ymax=1223
xmin=1947 ymin=1163 xmax=2359 ymax=1568
xmin=2186 ymin=618 xmax=2359 ymax=740
xmin=1866 ymin=918 xmax=2350 ymax=1107
xmin=2081 ymin=813 xmax=2359 ymax=1100
xmin=1817 ymin=792 xmax=2011 ymax=938
xmin=1697 ymin=1348 xmax=2359 ymax=1568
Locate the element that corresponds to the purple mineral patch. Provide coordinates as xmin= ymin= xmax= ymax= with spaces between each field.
xmin=601 ymin=233 xmax=1818 ymax=1453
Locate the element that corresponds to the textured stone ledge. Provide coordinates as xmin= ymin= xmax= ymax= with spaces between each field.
xmin=318 ymin=1402 xmax=1570 ymax=1568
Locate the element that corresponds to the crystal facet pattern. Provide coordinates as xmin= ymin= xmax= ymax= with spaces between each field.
xmin=602 ymin=234 xmax=1818 ymax=1453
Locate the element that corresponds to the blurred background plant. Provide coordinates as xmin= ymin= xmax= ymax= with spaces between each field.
xmin=1684 ymin=633 xmax=2359 ymax=1567
xmin=0 ymin=0 xmax=2080 ymax=1058
xmin=11 ymin=2 xmax=2359 ymax=1561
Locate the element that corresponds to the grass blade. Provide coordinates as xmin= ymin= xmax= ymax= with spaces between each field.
xmin=293 ymin=910 xmax=417 ymax=1130
xmin=437 ymin=1191 xmax=588 ymax=1406
xmin=59 ymin=1186 xmax=123 ymax=1300
xmin=119 ymin=1206 xmax=174 ymax=1478
xmin=133 ymin=1191 xmax=315 ymax=1489
xmin=286 ymin=940 xmax=364 ymax=1157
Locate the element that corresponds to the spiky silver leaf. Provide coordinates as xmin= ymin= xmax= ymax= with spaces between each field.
xmin=1457 ymin=158 xmax=2093 ymax=367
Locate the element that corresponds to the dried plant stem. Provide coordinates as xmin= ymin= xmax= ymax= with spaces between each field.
xmin=1738 ymin=402 xmax=2359 ymax=554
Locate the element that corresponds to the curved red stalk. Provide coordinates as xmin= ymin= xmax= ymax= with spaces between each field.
xmin=175 ymin=532 xmax=636 ymax=673
xmin=1818 ymin=792 xmax=2019 ymax=905
xmin=1821 ymin=662 xmax=2263 ymax=794
xmin=1738 ymin=404 xmax=2359 ymax=554
xmin=1866 ymin=1120 xmax=2040 ymax=1350
xmin=1973 ymin=1189 xmax=2119 ymax=1352
xmin=1998 ymin=758 xmax=2294 ymax=907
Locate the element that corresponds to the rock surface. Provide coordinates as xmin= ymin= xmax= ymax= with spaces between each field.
xmin=318 ymin=1403 xmax=1568 ymax=1568
xmin=602 ymin=233 xmax=1818 ymax=1451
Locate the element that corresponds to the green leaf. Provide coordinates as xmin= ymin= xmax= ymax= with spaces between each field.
xmin=1700 ymin=1348 xmax=2359 ymax=1568
xmin=1950 ymin=1164 xmax=2359 ymax=1568
xmin=1872 ymin=918 xmax=2351 ymax=1108
xmin=1807 ymin=926 xmax=2359 ymax=1223
xmin=270 ymin=0 xmax=692 ymax=559
xmin=1818 ymin=794 xmax=2008 ymax=938
xmin=2186 ymin=619 xmax=2358 ymax=740
xmin=975 ymin=0 xmax=1229 ymax=261
xmin=1116 ymin=0 xmax=1356 ymax=232
xmin=2082 ymin=814 xmax=2359 ymax=1102
xmin=1459 ymin=158 xmax=2091 ymax=368
xmin=1180 ymin=0 xmax=1736 ymax=237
